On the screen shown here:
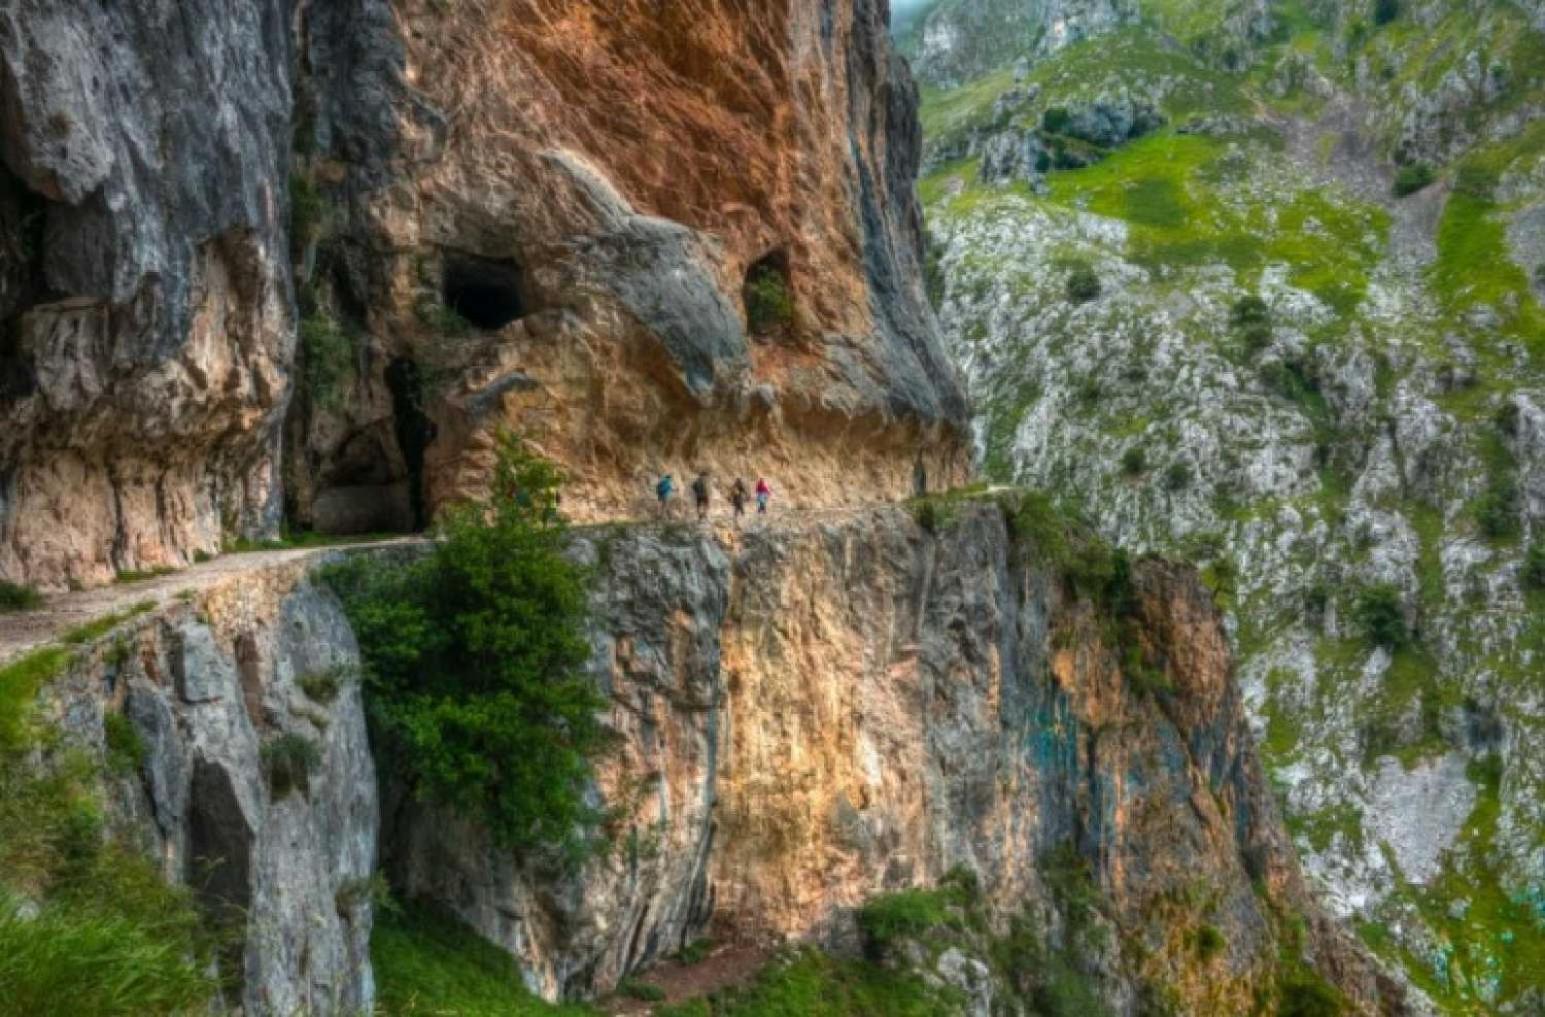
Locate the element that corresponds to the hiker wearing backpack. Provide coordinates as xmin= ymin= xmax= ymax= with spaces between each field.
xmin=656 ymin=473 xmax=675 ymax=518
xmin=692 ymin=471 xmax=711 ymax=521
xmin=755 ymin=477 xmax=772 ymax=515
xmin=729 ymin=477 xmax=749 ymax=524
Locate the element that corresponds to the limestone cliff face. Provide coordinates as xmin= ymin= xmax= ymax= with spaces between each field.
xmin=386 ymin=504 xmax=1402 ymax=1013
xmin=286 ymin=0 xmax=970 ymax=535
xmin=0 ymin=0 xmax=969 ymax=588
xmin=0 ymin=0 xmax=294 ymax=589
xmin=44 ymin=564 xmax=379 ymax=1013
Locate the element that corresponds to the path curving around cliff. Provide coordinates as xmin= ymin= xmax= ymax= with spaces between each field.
xmin=0 ymin=538 xmax=428 ymax=666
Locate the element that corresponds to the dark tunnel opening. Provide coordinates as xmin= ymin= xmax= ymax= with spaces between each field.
xmin=442 ymin=253 xmax=525 ymax=331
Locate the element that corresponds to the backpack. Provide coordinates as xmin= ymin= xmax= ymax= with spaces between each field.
xmin=692 ymin=477 xmax=708 ymax=499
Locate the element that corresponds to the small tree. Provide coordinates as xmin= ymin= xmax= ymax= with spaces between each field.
xmin=1121 ymin=446 xmax=1147 ymax=476
xmin=1066 ymin=263 xmax=1101 ymax=304
xmin=1393 ymin=162 xmax=1434 ymax=197
xmin=1522 ymin=543 xmax=1545 ymax=592
xmin=1354 ymin=584 xmax=1408 ymax=650
xmin=325 ymin=435 xmax=610 ymax=861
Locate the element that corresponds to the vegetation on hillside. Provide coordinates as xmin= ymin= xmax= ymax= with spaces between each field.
xmin=325 ymin=434 xmax=612 ymax=862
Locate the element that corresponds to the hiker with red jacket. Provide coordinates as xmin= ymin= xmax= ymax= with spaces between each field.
xmin=755 ymin=477 xmax=772 ymax=515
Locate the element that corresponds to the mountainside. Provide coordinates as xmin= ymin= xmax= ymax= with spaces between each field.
xmin=1 ymin=0 xmax=969 ymax=590
xmin=908 ymin=0 xmax=1545 ymax=1011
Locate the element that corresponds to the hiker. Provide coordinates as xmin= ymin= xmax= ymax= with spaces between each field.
xmin=729 ymin=477 xmax=749 ymax=523
xmin=656 ymin=473 xmax=675 ymax=518
xmin=692 ymin=471 xmax=711 ymax=521
xmin=755 ymin=477 xmax=772 ymax=515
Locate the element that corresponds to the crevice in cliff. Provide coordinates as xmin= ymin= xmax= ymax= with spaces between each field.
xmin=386 ymin=356 xmax=433 ymax=531
xmin=443 ymin=252 xmax=525 ymax=331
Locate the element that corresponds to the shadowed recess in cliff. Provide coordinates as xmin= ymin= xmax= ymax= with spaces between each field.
xmin=443 ymin=252 xmax=526 ymax=331
xmin=386 ymin=358 xmax=433 ymax=532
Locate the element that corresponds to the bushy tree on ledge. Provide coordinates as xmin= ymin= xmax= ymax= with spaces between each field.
xmin=325 ymin=434 xmax=610 ymax=863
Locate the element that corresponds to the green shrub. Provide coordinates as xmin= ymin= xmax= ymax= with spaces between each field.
xmin=1372 ymin=0 xmax=1399 ymax=26
xmin=114 ymin=566 xmax=178 ymax=584
xmin=1042 ymin=107 xmax=1072 ymax=134
xmin=325 ymin=435 xmax=610 ymax=861
xmin=744 ymin=262 xmax=794 ymax=334
xmin=1392 ymin=162 xmax=1433 ymax=197
xmin=1277 ymin=970 xmax=1345 ymax=1016
xmin=1353 ymin=584 xmax=1408 ymax=650
xmin=857 ymin=889 xmax=954 ymax=950
xmin=298 ymin=665 xmax=351 ymax=705
xmin=1523 ymin=543 xmax=1545 ymax=592
xmin=1121 ymin=446 xmax=1147 ymax=476
xmin=289 ymin=172 xmax=326 ymax=255
xmin=0 ymin=647 xmax=72 ymax=752
xmin=1164 ymin=461 xmax=1192 ymax=491
xmin=1476 ymin=473 xmax=1520 ymax=541
xmin=1066 ymin=263 xmax=1101 ymax=304
xmin=262 ymin=733 xmax=321 ymax=798
xmin=620 ymin=980 xmax=666 ymax=1002
xmin=1230 ymin=295 xmax=1270 ymax=327
xmin=1195 ymin=923 xmax=1226 ymax=960
xmin=676 ymin=937 xmax=714 ymax=965
xmin=0 ymin=581 xmax=42 ymax=613
xmin=335 ymin=872 xmax=394 ymax=916
xmin=103 ymin=713 xmax=146 ymax=776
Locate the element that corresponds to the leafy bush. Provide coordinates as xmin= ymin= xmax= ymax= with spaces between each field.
xmin=857 ymin=888 xmax=956 ymax=951
xmin=1476 ymin=473 xmax=1520 ymax=541
xmin=1392 ymin=162 xmax=1433 ymax=197
xmin=677 ymin=938 xmax=714 ymax=965
xmin=0 ymin=581 xmax=42 ymax=613
xmin=1230 ymin=295 xmax=1273 ymax=355
xmin=1164 ymin=461 xmax=1192 ymax=491
xmin=1523 ymin=543 xmax=1545 ymax=593
xmin=1353 ymin=584 xmax=1408 ymax=650
xmin=1195 ymin=923 xmax=1226 ymax=960
xmin=1042 ymin=107 xmax=1072 ymax=134
xmin=298 ymin=665 xmax=350 ymax=705
xmin=744 ymin=261 xmax=794 ymax=334
xmin=325 ymin=435 xmax=610 ymax=860
xmin=289 ymin=172 xmax=326 ymax=255
xmin=1372 ymin=0 xmax=1400 ymax=26
xmin=1121 ymin=446 xmax=1147 ymax=476
xmin=262 ymin=733 xmax=321 ymax=799
xmin=620 ymin=980 xmax=666 ymax=1002
xmin=1065 ymin=262 xmax=1101 ymax=304
xmin=1277 ymin=970 xmax=1346 ymax=1016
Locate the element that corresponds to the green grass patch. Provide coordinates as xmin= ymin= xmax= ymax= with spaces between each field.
xmin=661 ymin=948 xmax=960 ymax=1017
xmin=0 ymin=582 xmax=43 ymax=613
xmin=372 ymin=904 xmax=595 ymax=1016
xmin=62 ymin=601 xmax=156 ymax=647
xmin=114 ymin=566 xmax=178 ymax=584
xmin=0 ymin=647 xmax=72 ymax=752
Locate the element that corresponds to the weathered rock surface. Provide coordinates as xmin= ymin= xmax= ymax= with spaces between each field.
xmin=44 ymin=562 xmax=379 ymax=1013
xmin=285 ymin=0 xmax=971 ymax=534
xmin=0 ymin=0 xmax=295 ymax=588
xmin=386 ymin=504 xmax=1403 ymax=1013
xmin=0 ymin=0 xmax=970 ymax=588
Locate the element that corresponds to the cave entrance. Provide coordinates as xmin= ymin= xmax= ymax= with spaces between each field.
xmin=385 ymin=357 xmax=433 ymax=531
xmin=743 ymin=249 xmax=793 ymax=337
xmin=442 ymin=253 xmax=525 ymax=331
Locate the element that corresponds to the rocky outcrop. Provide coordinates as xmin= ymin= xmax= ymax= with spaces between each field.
xmin=385 ymin=503 xmax=1403 ymax=1013
xmin=0 ymin=0 xmax=969 ymax=588
xmin=0 ymin=0 xmax=295 ymax=589
xmin=901 ymin=0 xmax=1140 ymax=88
xmin=43 ymin=562 xmax=378 ymax=1013
xmin=285 ymin=0 xmax=970 ymax=536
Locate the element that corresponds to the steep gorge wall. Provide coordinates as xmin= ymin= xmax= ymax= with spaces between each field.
xmin=386 ymin=504 xmax=1402 ymax=1013
xmin=0 ymin=0 xmax=970 ymax=589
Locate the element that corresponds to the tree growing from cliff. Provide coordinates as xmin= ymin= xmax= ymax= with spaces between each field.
xmin=325 ymin=435 xmax=610 ymax=861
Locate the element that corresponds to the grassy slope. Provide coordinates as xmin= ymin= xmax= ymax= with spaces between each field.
xmin=918 ymin=5 xmax=1545 ymax=1013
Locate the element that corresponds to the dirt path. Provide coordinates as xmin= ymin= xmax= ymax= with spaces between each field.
xmin=0 ymin=538 xmax=427 ymax=666
xmin=601 ymin=944 xmax=775 ymax=1016
xmin=0 ymin=497 xmax=929 ymax=668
